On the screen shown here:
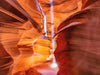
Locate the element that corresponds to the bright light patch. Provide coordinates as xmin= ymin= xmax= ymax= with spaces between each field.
xmin=50 ymin=63 xmax=58 ymax=68
xmin=46 ymin=54 xmax=53 ymax=61
xmin=46 ymin=57 xmax=50 ymax=60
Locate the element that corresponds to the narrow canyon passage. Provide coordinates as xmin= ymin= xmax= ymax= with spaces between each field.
xmin=0 ymin=0 xmax=100 ymax=75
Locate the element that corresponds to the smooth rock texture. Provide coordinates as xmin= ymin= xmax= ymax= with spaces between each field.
xmin=54 ymin=0 xmax=100 ymax=75
xmin=0 ymin=0 xmax=100 ymax=75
